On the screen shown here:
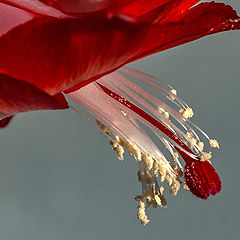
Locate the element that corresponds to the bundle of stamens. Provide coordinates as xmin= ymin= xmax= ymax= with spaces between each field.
xmin=66 ymin=67 xmax=221 ymax=225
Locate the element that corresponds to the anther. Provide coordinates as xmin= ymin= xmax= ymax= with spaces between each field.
xmin=209 ymin=139 xmax=219 ymax=149
xmin=179 ymin=107 xmax=194 ymax=119
xmin=200 ymin=152 xmax=212 ymax=161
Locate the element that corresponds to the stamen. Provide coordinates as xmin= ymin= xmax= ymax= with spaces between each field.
xmin=66 ymin=67 xmax=222 ymax=225
xmin=108 ymin=71 xmax=203 ymax=154
xmin=121 ymin=67 xmax=188 ymax=110
xmin=121 ymin=68 xmax=214 ymax=148
xmin=96 ymin=82 xmax=198 ymax=164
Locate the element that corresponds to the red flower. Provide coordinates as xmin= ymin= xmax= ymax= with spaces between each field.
xmin=0 ymin=0 xmax=239 ymax=224
xmin=0 ymin=0 xmax=239 ymax=120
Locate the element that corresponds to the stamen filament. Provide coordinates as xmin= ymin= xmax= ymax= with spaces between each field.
xmin=122 ymin=67 xmax=188 ymax=109
xmin=96 ymin=82 xmax=198 ymax=164
xmin=104 ymin=72 xmax=201 ymax=153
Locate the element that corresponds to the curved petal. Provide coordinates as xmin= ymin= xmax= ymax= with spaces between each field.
xmin=0 ymin=14 xmax=146 ymax=95
xmin=157 ymin=0 xmax=200 ymax=24
xmin=130 ymin=2 xmax=240 ymax=61
xmin=134 ymin=0 xmax=200 ymax=23
xmin=0 ymin=116 xmax=13 ymax=128
xmin=40 ymin=0 xmax=117 ymax=16
xmin=112 ymin=0 xmax=181 ymax=18
xmin=1 ymin=0 xmax=134 ymax=17
xmin=0 ymin=73 xmax=68 ymax=118
xmin=0 ymin=0 xmax=68 ymax=18
xmin=0 ymin=2 xmax=239 ymax=98
xmin=1 ymin=0 xmax=198 ymax=19
xmin=0 ymin=3 xmax=34 ymax=37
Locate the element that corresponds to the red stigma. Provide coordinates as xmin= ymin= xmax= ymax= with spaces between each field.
xmin=184 ymin=160 xmax=222 ymax=199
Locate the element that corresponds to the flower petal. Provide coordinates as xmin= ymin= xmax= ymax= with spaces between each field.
xmin=0 ymin=116 xmax=13 ymax=128
xmin=0 ymin=2 xmax=34 ymax=37
xmin=130 ymin=2 xmax=240 ymax=61
xmin=39 ymin=0 xmax=119 ymax=16
xmin=0 ymin=73 xmax=68 ymax=118
xmin=0 ymin=2 xmax=239 ymax=97
xmin=0 ymin=0 xmax=67 ymax=17
xmin=1 ymin=0 xmax=134 ymax=17
xmin=133 ymin=0 xmax=200 ymax=23
xmin=113 ymin=0 xmax=184 ymax=18
xmin=0 ymin=15 xmax=150 ymax=95
xmin=157 ymin=0 xmax=200 ymax=24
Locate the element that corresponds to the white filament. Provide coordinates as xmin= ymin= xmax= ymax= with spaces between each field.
xmin=66 ymin=67 xmax=215 ymax=171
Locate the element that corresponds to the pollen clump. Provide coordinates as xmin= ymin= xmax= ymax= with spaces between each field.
xmin=145 ymin=172 xmax=153 ymax=184
xmin=170 ymin=180 xmax=181 ymax=196
xmin=166 ymin=174 xmax=173 ymax=186
xmin=120 ymin=137 xmax=181 ymax=223
xmin=133 ymin=153 xmax=179 ymax=224
xmin=110 ymin=136 xmax=125 ymax=161
xmin=182 ymin=181 xmax=190 ymax=190
xmin=171 ymin=163 xmax=183 ymax=177
xmin=153 ymin=161 xmax=160 ymax=175
xmin=186 ymin=131 xmax=199 ymax=149
xmin=209 ymin=139 xmax=219 ymax=149
xmin=116 ymin=145 xmax=124 ymax=160
xmin=168 ymin=89 xmax=177 ymax=100
xmin=135 ymin=196 xmax=150 ymax=225
xmin=200 ymin=152 xmax=212 ymax=161
xmin=190 ymin=138 xmax=197 ymax=149
xmin=142 ymin=154 xmax=154 ymax=170
xmin=115 ymin=135 xmax=125 ymax=146
xmin=179 ymin=107 xmax=194 ymax=119
xmin=170 ymin=89 xmax=177 ymax=96
xmin=198 ymin=141 xmax=204 ymax=151
xmin=172 ymin=152 xmax=179 ymax=161
xmin=158 ymin=107 xmax=165 ymax=114
xmin=154 ymin=194 xmax=162 ymax=206
xmin=125 ymin=140 xmax=142 ymax=161
xmin=158 ymin=107 xmax=170 ymax=119
xmin=186 ymin=131 xmax=193 ymax=138
xmin=164 ymin=111 xmax=170 ymax=119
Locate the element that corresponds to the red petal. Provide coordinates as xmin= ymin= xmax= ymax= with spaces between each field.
xmin=110 ymin=0 xmax=201 ymax=23
xmin=112 ymin=0 xmax=180 ymax=19
xmin=184 ymin=160 xmax=222 ymax=199
xmin=4 ymin=0 xmax=198 ymax=19
xmin=0 ymin=2 xmax=239 ymax=97
xmin=0 ymin=3 xmax=34 ymax=37
xmin=0 ymin=0 xmax=67 ymax=17
xmin=158 ymin=0 xmax=200 ymax=24
xmin=0 ymin=73 xmax=68 ymax=118
xmin=1 ymin=0 xmax=133 ymax=17
xmin=0 ymin=116 xmax=13 ymax=128
xmin=131 ymin=2 xmax=240 ymax=61
xmin=39 ymin=0 xmax=119 ymax=16
xmin=0 ymin=14 xmax=150 ymax=95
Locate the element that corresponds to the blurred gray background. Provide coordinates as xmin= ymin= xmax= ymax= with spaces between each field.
xmin=0 ymin=1 xmax=240 ymax=239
